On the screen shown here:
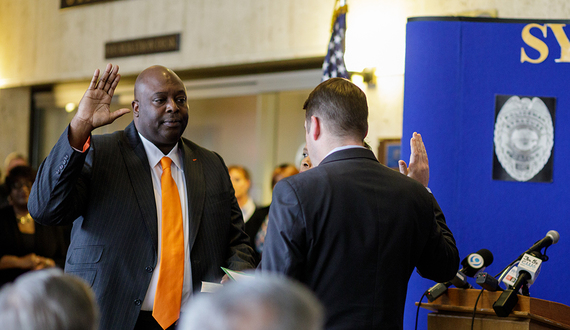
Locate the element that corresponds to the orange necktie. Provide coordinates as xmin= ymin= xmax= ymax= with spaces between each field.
xmin=153 ymin=157 xmax=184 ymax=329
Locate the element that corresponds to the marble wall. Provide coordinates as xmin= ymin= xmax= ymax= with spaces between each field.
xmin=2 ymin=0 xmax=568 ymax=88
xmin=0 ymin=87 xmax=31 ymax=180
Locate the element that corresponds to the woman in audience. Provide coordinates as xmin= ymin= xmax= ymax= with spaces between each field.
xmin=271 ymin=163 xmax=299 ymax=187
xmin=0 ymin=166 xmax=68 ymax=287
xmin=229 ymin=164 xmax=300 ymax=265
xmin=228 ymin=165 xmax=257 ymax=224
xmin=229 ymin=165 xmax=267 ymax=265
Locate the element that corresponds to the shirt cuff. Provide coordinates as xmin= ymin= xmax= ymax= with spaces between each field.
xmin=70 ymin=135 xmax=91 ymax=153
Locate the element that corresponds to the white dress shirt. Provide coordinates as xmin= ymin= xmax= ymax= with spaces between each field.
xmin=325 ymin=145 xmax=367 ymax=159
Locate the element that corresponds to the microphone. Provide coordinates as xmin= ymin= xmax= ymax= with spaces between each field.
xmin=493 ymin=251 xmax=546 ymax=317
xmin=450 ymin=249 xmax=494 ymax=288
xmin=522 ymin=230 xmax=559 ymax=256
xmin=517 ymin=252 xmax=543 ymax=286
xmin=425 ymin=282 xmax=451 ymax=302
xmin=495 ymin=230 xmax=560 ymax=284
xmin=476 ymin=272 xmax=503 ymax=291
xmin=425 ymin=249 xmax=493 ymax=302
xmin=461 ymin=249 xmax=494 ymax=276
xmin=493 ymin=274 xmax=530 ymax=317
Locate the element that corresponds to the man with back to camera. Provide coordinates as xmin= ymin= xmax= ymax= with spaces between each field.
xmin=261 ymin=77 xmax=459 ymax=330
xmin=29 ymin=64 xmax=255 ymax=330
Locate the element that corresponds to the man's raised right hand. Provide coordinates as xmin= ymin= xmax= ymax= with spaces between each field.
xmin=69 ymin=63 xmax=130 ymax=149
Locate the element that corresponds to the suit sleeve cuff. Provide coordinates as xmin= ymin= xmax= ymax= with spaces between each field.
xmin=69 ymin=135 xmax=91 ymax=153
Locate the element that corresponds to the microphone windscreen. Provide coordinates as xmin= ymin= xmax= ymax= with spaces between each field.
xmin=547 ymin=230 xmax=560 ymax=244
xmin=476 ymin=249 xmax=494 ymax=267
xmin=460 ymin=249 xmax=494 ymax=277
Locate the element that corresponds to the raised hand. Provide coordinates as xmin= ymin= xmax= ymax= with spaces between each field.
xmin=398 ymin=132 xmax=429 ymax=187
xmin=69 ymin=63 xmax=130 ymax=149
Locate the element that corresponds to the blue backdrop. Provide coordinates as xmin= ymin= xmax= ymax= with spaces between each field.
xmin=402 ymin=17 xmax=570 ymax=329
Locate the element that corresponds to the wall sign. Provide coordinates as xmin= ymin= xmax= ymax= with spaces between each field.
xmin=521 ymin=23 xmax=570 ymax=64
xmin=61 ymin=0 xmax=121 ymax=9
xmin=105 ymin=34 xmax=181 ymax=59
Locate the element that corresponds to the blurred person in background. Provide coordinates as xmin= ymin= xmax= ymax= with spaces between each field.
xmin=0 ymin=152 xmax=29 ymax=209
xmin=228 ymin=164 xmax=300 ymax=265
xmin=0 ymin=166 xmax=68 ymax=287
xmin=271 ymin=163 xmax=299 ymax=188
xmin=4 ymin=153 xmax=28 ymax=173
xmin=228 ymin=165 xmax=266 ymax=265
xmin=228 ymin=166 xmax=255 ymax=223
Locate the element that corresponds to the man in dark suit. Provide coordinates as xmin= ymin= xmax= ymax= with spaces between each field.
xmin=29 ymin=64 xmax=255 ymax=330
xmin=261 ymin=78 xmax=459 ymax=330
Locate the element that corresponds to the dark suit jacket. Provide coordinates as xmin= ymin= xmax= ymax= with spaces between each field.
xmin=29 ymin=122 xmax=255 ymax=330
xmin=261 ymin=148 xmax=459 ymax=330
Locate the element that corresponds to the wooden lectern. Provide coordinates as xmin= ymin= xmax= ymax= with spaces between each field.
xmin=418 ymin=288 xmax=570 ymax=329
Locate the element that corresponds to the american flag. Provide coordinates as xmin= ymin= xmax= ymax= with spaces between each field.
xmin=322 ymin=3 xmax=348 ymax=81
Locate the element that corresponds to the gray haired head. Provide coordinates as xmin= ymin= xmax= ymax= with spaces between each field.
xmin=180 ymin=273 xmax=324 ymax=330
xmin=0 ymin=268 xmax=99 ymax=330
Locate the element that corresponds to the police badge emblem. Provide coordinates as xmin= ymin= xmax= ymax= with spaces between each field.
xmin=493 ymin=95 xmax=555 ymax=182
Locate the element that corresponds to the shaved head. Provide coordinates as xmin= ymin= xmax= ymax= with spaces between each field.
xmin=132 ymin=65 xmax=189 ymax=154
xmin=134 ymin=66 xmax=185 ymax=101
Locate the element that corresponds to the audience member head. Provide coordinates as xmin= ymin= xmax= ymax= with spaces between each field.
xmin=271 ymin=164 xmax=299 ymax=189
xmin=5 ymin=165 xmax=35 ymax=208
xmin=0 ymin=268 xmax=99 ymax=330
xmin=299 ymin=145 xmax=312 ymax=173
xmin=179 ymin=274 xmax=324 ymax=330
xmin=132 ymin=65 xmax=189 ymax=155
xmin=4 ymin=152 xmax=28 ymax=174
xmin=228 ymin=165 xmax=252 ymax=205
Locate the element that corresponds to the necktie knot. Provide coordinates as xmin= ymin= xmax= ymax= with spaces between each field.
xmin=160 ymin=157 xmax=172 ymax=171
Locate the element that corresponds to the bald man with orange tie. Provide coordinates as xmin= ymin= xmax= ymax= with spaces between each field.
xmin=30 ymin=64 xmax=255 ymax=330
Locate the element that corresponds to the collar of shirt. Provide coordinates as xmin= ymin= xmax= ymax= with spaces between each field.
xmin=138 ymin=133 xmax=183 ymax=170
xmin=241 ymin=198 xmax=256 ymax=223
xmin=324 ymin=144 xmax=367 ymax=160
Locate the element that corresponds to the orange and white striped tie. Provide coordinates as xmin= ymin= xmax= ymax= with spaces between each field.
xmin=153 ymin=157 xmax=184 ymax=329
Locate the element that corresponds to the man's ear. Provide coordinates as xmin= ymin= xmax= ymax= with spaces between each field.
xmin=310 ymin=116 xmax=321 ymax=141
xmin=132 ymin=100 xmax=139 ymax=117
